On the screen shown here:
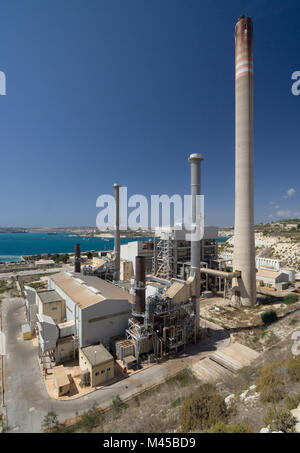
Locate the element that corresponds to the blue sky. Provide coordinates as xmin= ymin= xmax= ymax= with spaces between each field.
xmin=0 ymin=0 xmax=299 ymax=227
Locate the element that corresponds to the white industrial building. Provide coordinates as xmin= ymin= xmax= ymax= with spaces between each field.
xmin=48 ymin=272 xmax=133 ymax=349
xmin=120 ymin=240 xmax=153 ymax=275
xmin=256 ymin=269 xmax=289 ymax=289
xmin=255 ymin=257 xmax=284 ymax=271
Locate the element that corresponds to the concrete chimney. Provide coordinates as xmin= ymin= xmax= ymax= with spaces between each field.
xmin=188 ymin=153 xmax=204 ymax=339
xmin=189 ymin=153 xmax=204 ymax=283
xmin=113 ymin=183 xmax=121 ymax=281
xmin=232 ymin=16 xmax=256 ymax=306
xmin=74 ymin=243 xmax=81 ymax=273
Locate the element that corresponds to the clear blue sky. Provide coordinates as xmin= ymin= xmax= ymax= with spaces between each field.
xmin=1 ymin=0 xmax=299 ymax=227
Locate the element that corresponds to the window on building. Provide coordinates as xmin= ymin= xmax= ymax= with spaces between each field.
xmin=95 ymin=372 xmax=99 ymax=376
xmin=101 ymin=370 xmax=105 ymax=374
xmin=52 ymin=306 xmax=57 ymax=310
xmin=107 ymin=368 xmax=110 ymax=371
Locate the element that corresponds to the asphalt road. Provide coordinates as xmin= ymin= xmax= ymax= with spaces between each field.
xmin=2 ymin=297 xmax=230 ymax=433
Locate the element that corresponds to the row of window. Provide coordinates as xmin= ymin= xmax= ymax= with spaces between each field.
xmin=95 ymin=367 xmax=111 ymax=376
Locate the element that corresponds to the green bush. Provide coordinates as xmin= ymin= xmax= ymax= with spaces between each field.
xmin=265 ymin=408 xmax=297 ymax=433
xmin=41 ymin=411 xmax=58 ymax=431
xmin=261 ymin=310 xmax=277 ymax=325
xmin=171 ymin=397 xmax=182 ymax=408
xmin=209 ymin=422 xmax=253 ymax=433
xmin=178 ymin=384 xmax=227 ymax=432
xmin=79 ymin=410 xmax=102 ymax=432
xmin=256 ymin=362 xmax=285 ymax=403
xmin=287 ymin=356 xmax=300 ymax=382
xmin=112 ymin=395 xmax=127 ymax=412
xmin=283 ymin=294 xmax=299 ymax=305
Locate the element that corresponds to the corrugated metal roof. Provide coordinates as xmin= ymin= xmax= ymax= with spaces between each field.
xmin=50 ymin=272 xmax=133 ymax=309
xmin=256 ymin=269 xmax=281 ymax=279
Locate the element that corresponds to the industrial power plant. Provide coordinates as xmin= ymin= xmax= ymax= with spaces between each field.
xmin=23 ymin=15 xmax=258 ymax=395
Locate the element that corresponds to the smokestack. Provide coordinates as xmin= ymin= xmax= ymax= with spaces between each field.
xmin=188 ymin=154 xmax=203 ymax=340
xmin=188 ymin=153 xmax=204 ymax=285
xmin=134 ymin=256 xmax=146 ymax=316
xmin=74 ymin=243 xmax=81 ymax=273
xmin=232 ymin=16 xmax=256 ymax=306
xmin=113 ymin=183 xmax=121 ymax=281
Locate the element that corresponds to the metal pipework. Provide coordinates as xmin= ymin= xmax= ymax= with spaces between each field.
xmin=134 ymin=255 xmax=146 ymax=315
xmin=199 ymin=268 xmax=241 ymax=279
xmin=232 ymin=16 xmax=256 ymax=306
xmin=188 ymin=153 xmax=204 ymax=284
xmin=113 ymin=183 xmax=121 ymax=281
xmin=74 ymin=243 xmax=81 ymax=273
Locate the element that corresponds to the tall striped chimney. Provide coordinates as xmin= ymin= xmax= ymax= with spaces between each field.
xmin=232 ymin=16 xmax=256 ymax=307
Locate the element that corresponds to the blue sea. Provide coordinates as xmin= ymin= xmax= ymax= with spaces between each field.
xmin=0 ymin=232 xmax=151 ymax=263
xmin=0 ymin=232 xmax=231 ymax=263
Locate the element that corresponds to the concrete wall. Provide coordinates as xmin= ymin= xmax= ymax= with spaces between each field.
xmin=79 ymin=350 xmax=114 ymax=387
xmin=81 ymin=299 xmax=131 ymax=348
xmin=120 ymin=260 xmax=133 ymax=280
xmin=120 ymin=241 xmax=153 ymax=274
xmin=256 ymin=257 xmax=284 ymax=271
xmin=56 ymin=336 xmax=74 ymax=364
xmin=36 ymin=293 xmax=65 ymax=324
xmin=48 ymin=279 xmax=82 ymax=345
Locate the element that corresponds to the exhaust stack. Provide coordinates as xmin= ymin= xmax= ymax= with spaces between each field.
xmin=189 ymin=153 xmax=204 ymax=286
xmin=113 ymin=183 xmax=121 ymax=281
xmin=188 ymin=153 xmax=203 ymax=339
xmin=232 ymin=16 xmax=256 ymax=307
xmin=134 ymin=255 xmax=146 ymax=316
xmin=74 ymin=243 xmax=81 ymax=273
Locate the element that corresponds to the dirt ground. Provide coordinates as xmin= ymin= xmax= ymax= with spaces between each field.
xmin=200 ymin=296 xmax=300 ymax=352
xmin=69 ymin=332 xmax=300 ymax=434
xmin=60 ymin=297 xmax=300 ymax=434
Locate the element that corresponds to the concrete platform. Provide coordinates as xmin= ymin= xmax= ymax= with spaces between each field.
xmin=191 ymin=357 xmax=232 ymax=382
xmin=191 ymin=341 xmax=259 ymax=383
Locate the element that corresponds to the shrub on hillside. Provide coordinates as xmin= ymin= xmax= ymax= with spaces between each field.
xmin=178 ymin=384 xmax=227 ymax=432
xmin=283 ymin=294 xmax=299 ymax=305
xmin=256 ymin=362 xmax=285 ymax=403
xmin=264 ymin=408 xmax=297 ymax=433
xmin=209 ymin=422 xmax=253 ymax=433
xmin=261 ymin=310 xmax=277 ymax=325
xmin=287 ymin=356 xmax=300 ymax=382
xmin=285 ymin=393 xmax=300 ymax=410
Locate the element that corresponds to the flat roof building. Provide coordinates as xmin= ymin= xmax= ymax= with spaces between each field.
xmin=37 ymin=289 xmax=65 ymax=324
xmin=53 ymin=365 xmax=70 ymax=397
xmin=79 ymin=344 xmax=114 ymax=387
